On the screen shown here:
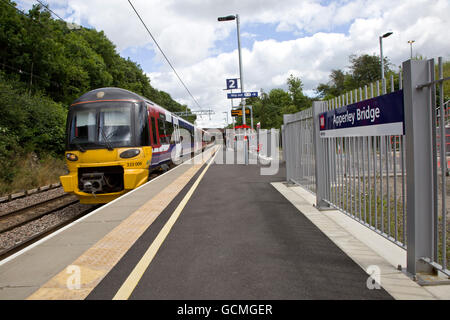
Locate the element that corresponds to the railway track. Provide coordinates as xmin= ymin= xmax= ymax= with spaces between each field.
xmin=0 ymin=202 xmax=100 ymax=261
xmin=0 ymin=193 xmax=79 ymax=233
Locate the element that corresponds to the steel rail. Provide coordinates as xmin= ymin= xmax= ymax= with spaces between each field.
xmin=0 ymin=204 xmax=100 ymax=261
xmin=0 ymin=194 xmax=79 ymax=233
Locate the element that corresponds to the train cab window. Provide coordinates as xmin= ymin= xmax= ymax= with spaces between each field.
xmin=136 ymin=104 xmax=150 ymax=146
xmin=99 ymin=107 xmax=131 ymax=143
xmin=73 ymin=110 xmax=96 ymax=142
xmin=158 ymin=113 xmax=170 ymax=144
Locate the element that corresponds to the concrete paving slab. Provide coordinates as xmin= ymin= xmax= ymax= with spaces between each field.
xmin=0 ymin=244 xmax=89 ymax=288
xmin=39 ymin=221 xmax=122 ymax=247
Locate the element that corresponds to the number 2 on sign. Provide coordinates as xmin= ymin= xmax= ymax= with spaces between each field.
xmin=226 ymin=79 xmax=238 ymax=90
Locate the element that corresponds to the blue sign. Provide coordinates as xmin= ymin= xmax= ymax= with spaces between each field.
xmin=227 ymin=92 xmax=258 ymax=99
xmin=319 ymin=90 xmax=404 ymax=137
xmin=226 ymin=79 xmax=239 ymax=90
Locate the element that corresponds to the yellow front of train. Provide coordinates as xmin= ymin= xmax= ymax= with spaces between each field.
xmin=60 ymin=88 xmax=153 ymax=204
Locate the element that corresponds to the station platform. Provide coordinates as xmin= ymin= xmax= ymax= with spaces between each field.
xmin=0 ymin=146 xmax=401 ymax=300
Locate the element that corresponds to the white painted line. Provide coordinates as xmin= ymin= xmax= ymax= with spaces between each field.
xmin=113 ymin=150 xmax=218 ymax=300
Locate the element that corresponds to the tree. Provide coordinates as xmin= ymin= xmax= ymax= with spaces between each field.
xmin=349 ymin=54 xmax=391 ymax=88
xmin=240 ymin=75 xmax=313 ymax=129
xmin=316 ymin=53 xmax=393 ymax=99
xmin=287 ymin=74 xmax=311 ymax=111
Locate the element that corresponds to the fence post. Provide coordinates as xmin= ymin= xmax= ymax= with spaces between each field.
xmin=312 ymin=101 xmax=330 ymax=209
xmin=281 ymin=124 xmax=285 ymax=163
xmin=283 ymin=114 xmax=293 ymax=182
xmin=403 ymin=59 xmax=434 ymax=275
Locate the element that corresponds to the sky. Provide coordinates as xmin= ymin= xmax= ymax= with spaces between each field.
xmin=16 ymin=0 xmax=450 ymax=128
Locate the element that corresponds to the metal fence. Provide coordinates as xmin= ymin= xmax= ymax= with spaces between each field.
xmin=283 ymin=108 xmax=315 ymax=193
xmin=283 ymin=57 xmax=449 ymax=278
xmin=318 ymin=78 xmax=408 ymax=249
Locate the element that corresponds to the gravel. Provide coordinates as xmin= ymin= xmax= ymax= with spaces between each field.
xmin=0 ymin=202 xmax=95 ymax=252
xmin=0 ymin=187 xmax=66 ymax=216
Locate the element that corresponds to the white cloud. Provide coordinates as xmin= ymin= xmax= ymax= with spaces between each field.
xmin=15 ymin=0 xmax=450 ymax=128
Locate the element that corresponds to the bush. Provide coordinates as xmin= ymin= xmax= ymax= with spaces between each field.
xmin=0 ymin=153 xmax=67 ymax=195
xmin=0 ymin=74 xmax=67 ymax=191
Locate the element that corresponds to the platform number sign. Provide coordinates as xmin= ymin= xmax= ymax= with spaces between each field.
xmin=226 ymin=78 xmax=239 ymax=90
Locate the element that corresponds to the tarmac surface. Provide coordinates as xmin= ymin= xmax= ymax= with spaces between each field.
xmin=88 ymin=152 xmax=393 ymax=300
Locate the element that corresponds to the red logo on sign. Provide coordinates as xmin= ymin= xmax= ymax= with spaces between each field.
xmin=320 ymin=115 xmax=325 ymax=129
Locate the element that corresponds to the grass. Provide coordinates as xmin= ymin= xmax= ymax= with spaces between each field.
xmin=0 ymin=153 xmax=67 ymax=196
xmin=329 ymin=175 xmax=449 ymax=270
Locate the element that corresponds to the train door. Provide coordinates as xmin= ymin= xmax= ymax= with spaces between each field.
xmin=148 ymin=107 xmax=160 ymax=165
xmin=157 ymin=112 xmax=171 ymax=164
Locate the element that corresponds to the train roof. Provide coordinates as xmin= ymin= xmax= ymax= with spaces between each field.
xmin=71 ymin=87 xmax=145 ymax=105
xmin=71 ymin=87 xmax=196 ymax=128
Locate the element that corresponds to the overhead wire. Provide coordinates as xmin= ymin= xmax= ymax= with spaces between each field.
xmin=127 ymin=0 xmax=202 ymax=111
xmin=0 ymin=62 xmax=60 ymax=87
xmin=35 ymin=0 xmax=66 ymax=22
xmin=1 ymin=0 xmax=47 ymax=28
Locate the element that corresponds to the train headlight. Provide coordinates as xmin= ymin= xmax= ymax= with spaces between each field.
xmin=66 ymin=153 xmax=78 ymax=161
xmin=120 ymin=149 xmax=140 ymax=159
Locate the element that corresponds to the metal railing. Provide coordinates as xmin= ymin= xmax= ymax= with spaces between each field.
xmin=283 ymin=108 xmax=316 ymax=193
xmin=319 ymin=75 xmax=407 ymax=249
xmin=283 ymin=57 xmax=449 ymax=278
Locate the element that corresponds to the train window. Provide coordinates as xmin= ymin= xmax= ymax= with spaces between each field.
xmin=174 ymin=123 xmax=180 ymax=143
xmin=166 ymin=120 xmax=174 ymax=142
xmin=73 ymin=110 xmax=96 ymax=141
xmin=150 ymin=116 xmax=158 ymax=145
xmin=99 ymin=107 xmax=131 ymax=144
xmin=158 ymin=113 xmax=170 ymax=144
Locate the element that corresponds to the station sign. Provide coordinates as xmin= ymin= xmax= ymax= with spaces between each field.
xmin=231 ymin=109 xmax=250 ymax=117
xmin=227 ymin=92 xmax=258 ymax=99
xmin=226 ymin=79 xmax=239 ymax=90
xmin=319 ymin=90 xmax=404 ymax=138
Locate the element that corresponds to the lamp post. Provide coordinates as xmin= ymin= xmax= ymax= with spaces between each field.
xmin=218 ymin=13 xmax=248 ymax=164
xmin=379 ymin=31 xmax=393 ymax=93
xmin=218 ymin=14 xmax=245 ymax=126
xmin=407 ymin=40 xmax=415 ymax=59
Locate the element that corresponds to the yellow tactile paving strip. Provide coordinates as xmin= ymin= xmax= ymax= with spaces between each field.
xmin=27 ymin=151 xmax=215 ymax=300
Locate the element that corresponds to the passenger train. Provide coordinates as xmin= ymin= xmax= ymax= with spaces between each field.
xmin=60 ymin=87 xmax=210 ymax=204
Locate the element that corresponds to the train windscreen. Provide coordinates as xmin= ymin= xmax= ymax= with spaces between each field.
xmin=67 ymin=102 xmax=137 ymax=150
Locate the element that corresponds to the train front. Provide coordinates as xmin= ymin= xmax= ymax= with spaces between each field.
xmin=60 ymin=89 xmax=152 ymax=204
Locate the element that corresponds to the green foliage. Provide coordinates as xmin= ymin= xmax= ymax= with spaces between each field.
xmin=0 ymin=0 xmax=194 ymax=118
xmin=0 ymin=73 xmax=67 ymax=154
xmin=316 ymin=53 xmax=449 ymax=104
xmin=315 ymin=54 xmax=392 ymax=99
xmin=237 ymin=75 xmax=313 ymax=129
xmin=0 ymin=0 xmax=197 ymax=190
